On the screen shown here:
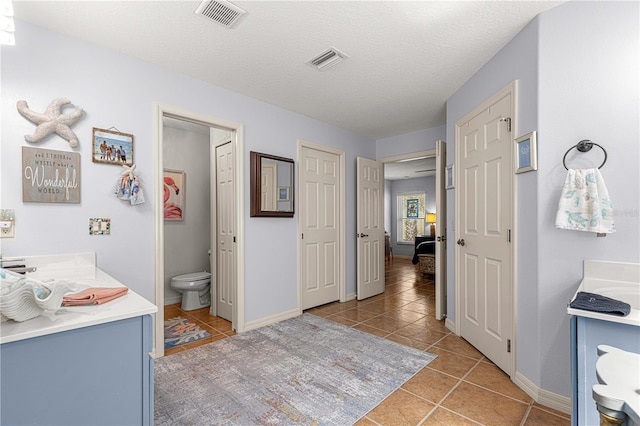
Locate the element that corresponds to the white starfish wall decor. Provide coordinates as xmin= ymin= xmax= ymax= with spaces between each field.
xmin=16 ymin=98 xmax=84 ymax=148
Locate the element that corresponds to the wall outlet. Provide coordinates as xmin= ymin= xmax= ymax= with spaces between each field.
xmin=0 ymin=222 xmax=15 ymax=238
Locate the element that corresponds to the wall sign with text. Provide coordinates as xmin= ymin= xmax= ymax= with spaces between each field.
xmin=22 ymin=147 xmax=80 ymax=203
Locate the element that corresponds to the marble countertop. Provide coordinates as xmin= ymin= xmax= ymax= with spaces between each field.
xmin=0 ymin=253 xmax=157 ymax=344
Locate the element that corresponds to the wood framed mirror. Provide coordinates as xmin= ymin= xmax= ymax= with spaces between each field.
xmin=250 ymin=151 xmax=295 ymax=217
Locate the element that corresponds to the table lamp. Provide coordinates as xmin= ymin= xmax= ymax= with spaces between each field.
xmin=426 ymin=213 xmax=436 ymax=236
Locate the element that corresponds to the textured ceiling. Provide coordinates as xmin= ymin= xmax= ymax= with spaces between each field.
xmin=13 ymin=1 xmax=562 ymax=140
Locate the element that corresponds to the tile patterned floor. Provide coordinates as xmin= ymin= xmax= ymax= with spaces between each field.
xmin=164 ymin=258 xmax=571 ymax=425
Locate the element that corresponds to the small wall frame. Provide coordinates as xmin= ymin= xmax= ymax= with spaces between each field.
xmin=445 ymin=164 xmax=455 ymax=189
xmin=515 ymin=131 xmax=537 ymax=174
xmin=92 ymin=127 xmax=134 ymax=167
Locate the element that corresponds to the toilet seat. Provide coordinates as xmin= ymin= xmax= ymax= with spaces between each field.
xmin=172 ymin=271 xmax=211 ymax=282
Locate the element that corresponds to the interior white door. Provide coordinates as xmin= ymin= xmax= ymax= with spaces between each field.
xmin=300 ymin=146 xmax=340 ymax=310
xmin=435 ymin=140 xmax=447 ymax=320
xmin=260 ymin=162 xmax=277 ymax=211
xmin=215 ymin=141 xmax=234 ymax=321
xmin=456 ymin=85 xmax=514 ymax=374
xmin=356 ymin=157 xmax=384 ymax=300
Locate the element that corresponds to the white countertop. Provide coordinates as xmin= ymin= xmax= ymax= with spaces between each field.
xmin=0 ymin=253 xmax=157 ymax=344
xmin=567 ymin=260 xmax=640 ymax=327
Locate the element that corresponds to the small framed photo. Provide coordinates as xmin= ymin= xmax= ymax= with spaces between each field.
xmin=277 ymin=186 xmax=290 ymax=201
xmin=164 ymin=169 xmax=185 ymax=220
xmin=92 ymin=127 xmax=134 ymax=166
xmin=406 ymin=198 xmax=419 ymax=218
xmin=446 ymin=164 xmax=455 ymax=189
xmin=515 ymin=131 xmax=537 ymax=174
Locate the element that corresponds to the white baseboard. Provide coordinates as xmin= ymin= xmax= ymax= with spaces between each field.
xmin=345 ymin=292 xmax=356 ymax=301
xmin=243 ymin=307 xmax=301 ymax=332
xmin=445 ymin=318 xmax=456 ymax=333
xmin=514 ymin=371 xmax=572 ymax=415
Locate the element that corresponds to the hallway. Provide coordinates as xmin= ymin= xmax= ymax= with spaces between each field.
xmin=308 ymin=258 xmax=570 ymax=425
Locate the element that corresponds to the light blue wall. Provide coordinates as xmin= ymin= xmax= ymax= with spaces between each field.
xmin=536 ymin=0 xmax=639 ymax=396
xmin=446 ymin=14 xmax=541 ymax=384
xmin=1 ymin=20 xmax=374 ymax=322
xmin=445 ymin=0 xmax=639 ymax=398
xmin=376 ymin=125 xmax=445 ymax=159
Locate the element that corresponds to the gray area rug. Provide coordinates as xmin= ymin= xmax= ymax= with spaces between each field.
xmin=155 ymin=313 xmax=436 ymax=425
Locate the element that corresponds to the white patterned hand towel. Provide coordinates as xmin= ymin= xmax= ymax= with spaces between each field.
xmin=555 ymin=168 xmax=615 ymax=233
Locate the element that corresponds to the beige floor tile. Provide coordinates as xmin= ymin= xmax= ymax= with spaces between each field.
xmin=401 ymin=367 xmax=459 ymax=404
xmin=366 ymin=388 xmax=435 ymax=426
xmin=424 ymin=348 xmax=478 ymax=378
xmin=325 ymin=315 xmax=358 ymax=327
xmin=441 ymin=382 xmax=528 ymax=425
xmin=385 ymin=333 xmax=430 ymax=351
xmin=464 ymin=362 xmax=532 ymax=403
xmin=353 ymin=416 xmax=379 ymax=426
xmin=422 ymin=407 xmax=481 ymax=425
xmin=381 ymin=309 xmax=426 ymax=324
xmin=353 ymin=324 xmax=390 ymax=337
xmin=361 ymin=315 xmax=407 ymax=333
xmin=334 ymin=308 xmax=381 ymax=322
xmin=531 ymin=403 xmax=571 ymax=420
xmin=395 ymin=323 xmax=449 ymax=345
xmin=524 ymin=407 xmax=571 ymax=425
xmin=434 ymin=335 xmax=483 ymax=360
xmin=164 ymin=345 xmax=187 ymax=356
xmin=402 ymin=301 xmax=433 ymax=314
xmin=412 ymin=316 xmax=450 ymax=334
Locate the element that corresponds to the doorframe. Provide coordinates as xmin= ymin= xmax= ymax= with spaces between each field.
xmin=453 ymin=80 xmax=518 ymax=377
xmin=380 ymin=149 xmax=444 ymax=310
xmin=296 ymin=140 xmax=346 ymax=307
xmin=153 ymin=103 xmax=245 ymax=358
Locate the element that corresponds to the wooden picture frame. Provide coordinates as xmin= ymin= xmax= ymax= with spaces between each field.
xmin=92 ymin=127 xmax=134 ymax=166
xmin=515 ymin=131 xmax=537 ymax=174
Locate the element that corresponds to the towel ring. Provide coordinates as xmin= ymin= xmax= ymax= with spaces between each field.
xmin=562 ymin=140 xmax=607 ymax=170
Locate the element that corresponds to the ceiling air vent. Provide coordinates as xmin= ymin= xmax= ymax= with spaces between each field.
xmin=306 ymin=47 xmax=348 ymax=71
xmin=195 ymin=0 xmax=247 ymax=29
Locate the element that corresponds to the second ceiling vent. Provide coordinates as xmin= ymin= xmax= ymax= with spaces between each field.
xmin=306 ymin=47 xmax=348 ymax=71
xmin=195 ymin=0 xmax=247 ymax=29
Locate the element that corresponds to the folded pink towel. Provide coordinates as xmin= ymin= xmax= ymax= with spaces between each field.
xmin=62 ymin=287 xmax=128 ymax=306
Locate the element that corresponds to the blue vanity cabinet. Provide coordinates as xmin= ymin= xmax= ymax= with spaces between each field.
xmin=0 ymin=314 xmax=154 ymax=425
xmin=571 ymin=315 xmax=640 ymax=426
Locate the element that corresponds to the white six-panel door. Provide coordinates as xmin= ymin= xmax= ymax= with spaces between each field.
xmin=456 ymin=83 xmax=514 ymax=374
xmin=215 ymin=141 xmax=234 ymax=321
xmin=356 ymin=157 xmax=384 ymax=300
xmin=300 ymin=146 xmax=341 ymax=310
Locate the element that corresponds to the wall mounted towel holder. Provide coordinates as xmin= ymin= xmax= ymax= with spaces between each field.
xmin=563 ymin=140 xmax=607 ymax=170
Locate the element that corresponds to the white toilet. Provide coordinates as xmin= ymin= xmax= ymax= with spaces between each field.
xmin=170 ymin=271 xmax=211 ymax=311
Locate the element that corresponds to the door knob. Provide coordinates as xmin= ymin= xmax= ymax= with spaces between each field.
xmin=456 ymin=238 xmax=465 ymax=246
xmin=358 ymin=233 xmax=369 ymax=238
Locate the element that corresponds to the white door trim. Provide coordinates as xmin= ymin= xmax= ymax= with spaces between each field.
xmin=297 ymin=140 xmax=346 ymax=307
xmin=453 ymin=80 xmax=518 ymax=377
xmin=153 ymin=103 xmax=245 ymax=358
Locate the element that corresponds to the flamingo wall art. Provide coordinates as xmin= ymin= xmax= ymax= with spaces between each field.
xmin=163 ymin=169 xmax=185 ymax=220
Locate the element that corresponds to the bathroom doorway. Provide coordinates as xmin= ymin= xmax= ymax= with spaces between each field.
xmin=154 ymin=103 xmax=245 ymax=358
